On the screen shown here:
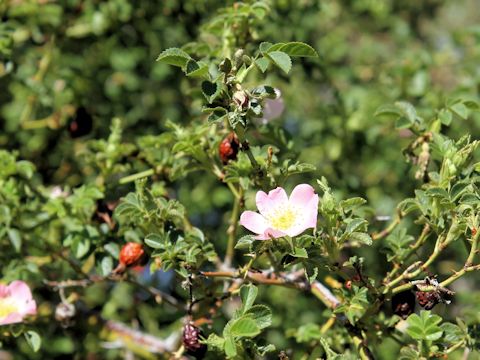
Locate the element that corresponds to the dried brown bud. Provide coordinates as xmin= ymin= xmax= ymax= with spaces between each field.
xmin=392 ymin=290 xmax=415 ymax=319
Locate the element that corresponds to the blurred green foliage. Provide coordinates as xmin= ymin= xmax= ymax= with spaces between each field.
xmin=1 ymin=0 xmax=480 ymax=359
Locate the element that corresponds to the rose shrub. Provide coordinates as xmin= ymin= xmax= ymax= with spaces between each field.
xmin=1 ymin=0 xmax=480 ymax=359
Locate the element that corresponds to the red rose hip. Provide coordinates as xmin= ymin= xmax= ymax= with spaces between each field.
xmin=219 ymin=132 xmax=240 ymax=165
xmin=119 ymin=242 xmax=146 ymax=266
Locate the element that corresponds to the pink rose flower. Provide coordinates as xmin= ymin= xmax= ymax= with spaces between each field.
xmin=0 ymin=281 xmax=37 ymax=326
xmin=240 ymin=184 xmax=319 ymax=240
xmin=259 ymin=89 xmax=284 ymax=124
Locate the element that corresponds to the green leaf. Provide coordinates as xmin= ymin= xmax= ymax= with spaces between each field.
xmin=224 ymin=335 xmax=237 ymax=357
xmin=340 ymin=197 xmax=367 ymax=212
xmin=185 ymin=59 xmax=209 ymax=78
xmin=230 ymin=316 xmax=261 ymax=338
xmin=399 ymin=346 xmax=419 ymax=360
xmin=349 ymin=232 xmax=372 ymax=246
xmin=266 ymin=51 xmax=292 ymax=74
xmin=259 ymin=42 xmax=273 ymax=54
xmin=144 ymin=233 xmax=165 ymax=249
xmin=406 ymin=310 xmax=443 ymax=341
xmin=440 ymin=323 xmax=463 ymax=343
xmin=270 ymin=42 xmax=318 ymax=57
xmin=345 ymin=218 xmax=367 ymax=234
xmin=24 ymin=331 xmax=41 ymax=352
xmin=156 ymin=47 xmax=190 ymax=68
xmin=206 ymin=333 xmax=225 ymax=352
xmin=450 ymin=102 xmax=468 ymax=120
xmin=438 ymin=109 xmax=452 ymax=126
xmin=374 ymin=104 xmax=402 ymax=118
xmin=244 ymin=304 xmax=272 ymax=329
xmin=295 ymin=323 xmax=322 ymax=342
xmin=235 ymin=235 xmax=256 ymax=250
xmin=395 ymin=101 xmax=417 ymax=123
xmin=240 ymin=284 xmax=258 ymax=313
xmin=201 ymin=80 xmax=222 ymax=103
xmin=100 ymin=256 xmax=113 ymax=276
xmin=7 ymin=228 xmax=21 ymax=252
xmin=290 ymin=247 xmax=308 ymax=258
xmin=319 ymin=337 xmax=345 ymax=359
xmin=255 ymin=57 xmax=269 ymax=73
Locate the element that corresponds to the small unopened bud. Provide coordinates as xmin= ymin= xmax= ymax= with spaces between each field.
xmin=55 ymin=302 xmax=76 ymax=327
xmin=233 ymin=90 xmax=249 ymax=109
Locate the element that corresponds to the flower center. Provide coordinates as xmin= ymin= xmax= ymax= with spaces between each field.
xmin=0 ymin=297 xmax=18 ymax=319
xmin=267 ymin=206 xmax=299 ymax=231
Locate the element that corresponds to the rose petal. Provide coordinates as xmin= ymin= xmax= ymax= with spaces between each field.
xmin=305 ymin=194 xmax=319 ymax=228
xmin=283 ymin=195 xmax=318 ymax=237
xmin=255 ymin=227 xmax=287 ymax=240
xmin=261 ymin=97 xmax=284 ymax=123
xmin=0 ymin=313 xmax=23 ymax=326
xmin=289 ymin=184 xmax=317 ymax=208
xmin=0 ymin=284 xmax=9 ymax=298
xmin=240 ymin=211 xmax=268 ymax=235
xmin=8 ymin=281 xmax=33 ymax=303
xmin=256 ymin=187 xmax=288 ymax=216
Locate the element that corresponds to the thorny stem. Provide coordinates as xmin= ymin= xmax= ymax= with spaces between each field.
xmin=119 ymin=168 xmax=155 ymax=184
xmin=383 ymin=224 xmax=430 ymax=283
xmin=385 ymin=234 xmax=448 ymax=295
xmin=201 ymin=269 xmax=340 ymax=309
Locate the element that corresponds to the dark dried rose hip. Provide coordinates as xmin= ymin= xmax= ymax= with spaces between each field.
xmin=183 ymin=322 xmax=207 ymax=359
xmin=392 ymin=290 xmax=415 ymax=318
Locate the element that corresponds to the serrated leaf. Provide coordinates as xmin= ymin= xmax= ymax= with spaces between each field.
xmin=259 ymin=42 xmax=273 ymax=53
xmin=235 ymin=235 xmax=256 ymax=250
xmin=156 ymin=47 xmax=190 ymax=68
xmin=185 ymin=59 xmax=209 ymax=78
xmin=290 ymin=247 xmax=308 ymax=258
xmin=349 ymin=232 xmax=372 ymax=246
xmin=270 ymin=42 xmax=318 ymax=57
xmin=245 ymin=304 xmax=272 ymax=329
xmin=266 ymin=51 xmax=292 ymax=74
xmin=230 ymin=316 xmax=261 ymax=338
xmin=201 ymin=80 xmax=222 ymax=103
xmin=101 ymin=256 xmax=113 ymax=276
xmin=450 ymin=102 xmax=468 ymax=120
xmin=340 ymin=197 xmax=367 ymax=212
xmin=206 ymin=333 xmax=225 ymax=352
xmin=255 ymin=57 xmax=269 ymax=73
xmin=24 ymin=331 xmax=41 ymax=352
xmin=438 ymin=109 xmax=452 ymax=126
xmin=7 ymin=228 xmax=21 ymax=252
xmin=224 ymin=335 xmax=237 ymax=357
xmin=295 ymin=323 xmax=322 ymax=342
xmin=406 ymin=310 xmax=443 ymax=341
xmin=345 ymin=218 xmax=367 ymax=234
xmin=395 ymin=101 xmax=417 ymax=123
xmin=144 ymin=233 xmax=165 ymax=249
xmin=441 ymin=323 xmax=463 ymax=343
xmin=374 ymin=104 xmax=402 ymax=118
xmin=240 ymin=284 xmax=258 ymax=313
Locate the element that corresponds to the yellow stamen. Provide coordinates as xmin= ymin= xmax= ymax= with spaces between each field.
xmin=267 ymin=206 xmax=298 ymax=231
xmin=0 ymin=298 xmax=18 ymax=319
